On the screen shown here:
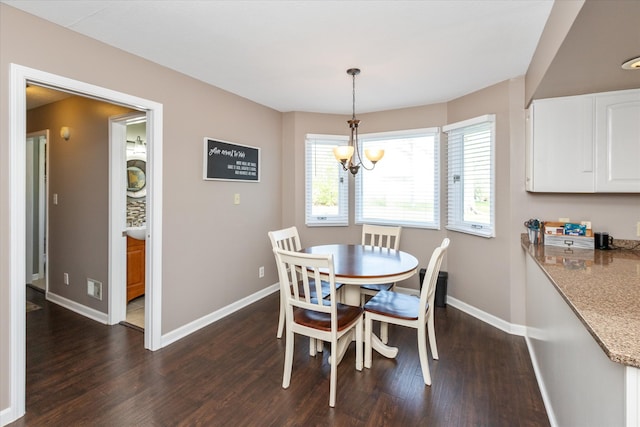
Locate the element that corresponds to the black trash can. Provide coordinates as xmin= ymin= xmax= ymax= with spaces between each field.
xmin=419 ymin=269 xmax=448 ymax=307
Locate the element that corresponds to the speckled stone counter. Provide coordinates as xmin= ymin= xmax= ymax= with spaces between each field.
xmin=522 ymin=235 xmax=640 ymax=368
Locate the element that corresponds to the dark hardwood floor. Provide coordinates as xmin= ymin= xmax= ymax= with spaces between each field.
xmin=13 ymin=286 xmax=549 ymax=426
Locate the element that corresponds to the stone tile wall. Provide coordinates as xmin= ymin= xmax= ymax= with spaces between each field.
xmin=127 ymin=199 xmax=146 ymax=227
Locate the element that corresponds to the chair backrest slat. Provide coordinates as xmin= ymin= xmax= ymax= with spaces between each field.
xmin=362 ymin=224 xmax=401 ymax=250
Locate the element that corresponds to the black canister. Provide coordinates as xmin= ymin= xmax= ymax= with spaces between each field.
xmin=594 ymin=232 xmax=613 ymax=250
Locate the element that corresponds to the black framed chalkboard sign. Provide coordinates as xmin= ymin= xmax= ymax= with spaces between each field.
xmin=203 ymin=138 xmax=260 ymax=182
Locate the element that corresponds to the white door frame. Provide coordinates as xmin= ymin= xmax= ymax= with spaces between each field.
xmin=25 ymin=134 xmax=35 ymax=284
xmin=37 ymin=132 xmax=47 ymax=281
xmin=8 ymin=63 xmax=164 ymax=421
xmin=26 ymin=130 xmax=48 ymax=283
xmin=108 ymin=112 xmax=146 ymax=325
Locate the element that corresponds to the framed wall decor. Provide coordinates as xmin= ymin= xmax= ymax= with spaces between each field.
xmin=203 ymin=138 xmax=260 ymax=182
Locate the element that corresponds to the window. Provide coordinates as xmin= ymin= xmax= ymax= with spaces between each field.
xmin=305 ymin=134 xmax=349 ymax=226
xmin=355 ymin=128 xmax=440 ymax=229
xmin=443 ymin=115 xmax=495 ymax=237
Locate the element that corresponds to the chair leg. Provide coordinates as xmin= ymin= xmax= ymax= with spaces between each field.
xmin=379 ymin=283 xmax=395 ymax=344
xmin=427 ymin=309 xmax=439 ymax=360
xmin=417 ymin=326 xmax=432 ymax=386
xmin=355 ymin=317 xmax=363 ymax=371
xmin=276 ymin=293 xmax=285 ymax=339
xmin=329 ymin=341 xmax=337 ymax=407
xmin=380 ymin=321 xmax=389 ymax=344
xmin=309 ymin=338 xmax=317 ymax=356
xmin=364 ymin=314 xmax=373 ymax=369
xmin=283 ymin=329 xmax=295 ymax=389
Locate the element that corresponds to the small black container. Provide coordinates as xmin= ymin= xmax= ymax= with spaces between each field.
xmin=594 ymin=232 xmax=613 ymax=250
xmin=419 ymin=269 xmax=448 ymax=307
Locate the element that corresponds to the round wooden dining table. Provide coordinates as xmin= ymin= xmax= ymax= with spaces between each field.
xmin=300 ymin=244 xmax=419 ymax=358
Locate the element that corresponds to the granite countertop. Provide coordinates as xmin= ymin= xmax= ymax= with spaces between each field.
xmin=521 ymin=235 xmax=640 ymax=369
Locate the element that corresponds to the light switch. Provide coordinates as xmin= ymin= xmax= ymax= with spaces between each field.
xmin=53 ymin=193 xmax=58 ymax=205
xmin=234 ymin=193 xmax=240 ymax=205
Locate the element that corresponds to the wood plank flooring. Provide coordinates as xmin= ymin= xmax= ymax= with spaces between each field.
xmin=13 ymin=287 xmax=549 ymax=426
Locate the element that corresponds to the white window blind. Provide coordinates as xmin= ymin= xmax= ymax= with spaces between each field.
xmin=444 ymin=115 xmax=495 ymax=237
xmin=355 ymin=128 xmax=440 ymax=229
xmin=305 ymin=135 xmax=349 ymax=226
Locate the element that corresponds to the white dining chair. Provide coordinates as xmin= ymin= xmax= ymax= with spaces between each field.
xmin=363 ymin=238 xmax=449 ymax=386
xmin=269 ymin=227 xmax=305 ymax=339
xmin=273 ymin=247 xmax=363 ymax=407
xmin=360 ymin=224 xmax=402 ymax=300
xmin=360 ymin=224 xmax=402 ymax=343
xmin=268 ymin=226 xmax=342 ymax=340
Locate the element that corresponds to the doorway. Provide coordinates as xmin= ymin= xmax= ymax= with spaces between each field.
xmin=8 ymin=63 xmax=164 ymax=421
xmin=109 ymin=112 xmax=148 ymax=329
xmin=26 ymin=131 xmax=48 ymax=293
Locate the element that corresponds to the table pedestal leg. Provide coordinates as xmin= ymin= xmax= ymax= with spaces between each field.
xmin=344 ymin=285 xmax=398 ymax=359
xmin=371 ymin=333 xmax=398 ymax=358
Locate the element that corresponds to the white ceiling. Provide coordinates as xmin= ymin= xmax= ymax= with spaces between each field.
xmin=4 ymin=0 xmax=555 ymax=114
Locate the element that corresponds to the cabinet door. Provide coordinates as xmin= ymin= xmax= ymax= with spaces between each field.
xmin=527 ymin=95 xmax=594 ymax=192
xmin=595 ymin=90 xmax=640 ymax=192
xmin=127 ymin=237 xmax=145 ymax=302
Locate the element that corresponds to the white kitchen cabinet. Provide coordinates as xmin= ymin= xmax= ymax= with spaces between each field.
xmin=526 ymin=94 xmax=594 ymax=192
xmin=526 ymin=88 xmax=640 ymax=193
xmin=595 ymin=90 xmax=640 ymax=192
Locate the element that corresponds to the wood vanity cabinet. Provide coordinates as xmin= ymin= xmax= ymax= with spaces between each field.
xmin=126 ymin=236 xmax=145 ymax=302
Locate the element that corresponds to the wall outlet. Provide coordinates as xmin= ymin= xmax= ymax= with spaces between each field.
xmin=259 ymin=266 xmax=264 ymax=278
xmin=63 ymin=272 xmax=69 ymax=285
xmin=87 ymin=279 xmax=102 ymax=300
xmin=637 ymin=221 xmax=640 ymax=237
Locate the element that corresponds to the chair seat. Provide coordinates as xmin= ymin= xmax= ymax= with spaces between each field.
xmin=364 ymin=290 xmax=425 ymax=320
xmin=294 ymin=304 xmax=363 ymax=332
xmin=360 ymin=282 xmax=394 ymax=293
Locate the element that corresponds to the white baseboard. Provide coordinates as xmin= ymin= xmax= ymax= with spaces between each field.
xmin=395 ymin=286 xmax=526 ymax=336
xmin=46 ymin=291 xmax=109 ymax=324
xmin=445 ymin=295 xmax=526 ymax=336
xmin=1 ymin=407 xmax=17 ymax=427
xmin=161 ymin=284 xmax=279 ymax=347
xmin=45 ymin=284 xmax=525 ymax=345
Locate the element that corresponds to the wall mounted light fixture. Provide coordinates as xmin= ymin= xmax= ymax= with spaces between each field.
xmin=60 ymin=126 xmax=70 ymax=141
xmin=621 ymin=55 xmax=640 ymax=70
xmin=133 ymin=135 xmax=146 ymax=154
